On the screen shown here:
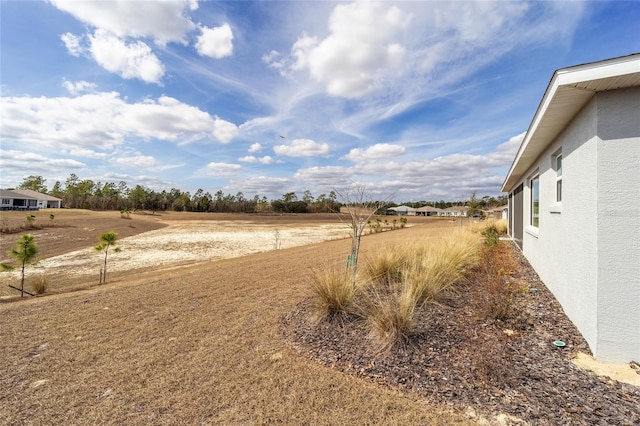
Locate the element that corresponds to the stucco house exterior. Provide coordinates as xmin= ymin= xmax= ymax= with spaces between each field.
xmin=501 ymin=54 xmax=640 ymax=364
xmin=440 ymin=206 xmax=468 ymax=217
xmin=386 ymin=205 xmax=417 ymax=216
xmin=485 ymin=205 xmax=508 ymax=220
xmin=0 ymin=189 xmax=62 ymax=210
xmin=415 ymin=205 xmax=443 ymax=216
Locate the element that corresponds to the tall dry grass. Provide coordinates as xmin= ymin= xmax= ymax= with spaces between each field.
xmin=359 ymin=286 xmax=416 ymax=353
xmin=30 ymin=273 xmax=49 ymax=295
xmin=310 ymin=265 xmax=360 ymax=321
xmin=362 ymin=246 xmax=407 ymax=286
xmin=314 ymin=228 xmax=483 ymax=352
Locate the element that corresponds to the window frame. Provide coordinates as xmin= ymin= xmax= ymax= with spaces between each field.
xmin=553 ymin=151 xmax=562 ymax=203
xmin=530 ymin=173 xmax=540 ymax=228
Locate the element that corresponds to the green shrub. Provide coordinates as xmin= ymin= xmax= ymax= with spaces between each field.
xmin=483 ymin=224 xmax=500 ymax=246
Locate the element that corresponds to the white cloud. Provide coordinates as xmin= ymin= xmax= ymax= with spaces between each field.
xmin=490 ymin=132 xmax=525 ymax=164
xmin=196 ymin=23 xmax=234 ymax=58
xmin=0 ymin=150 xmax=85 ymax=168
xmin=61 ymin=32 xmax=84 ymax=56
xmin=226 ymin=175 xmax=294 ymax=198
xmin=239 ymin=156 xmax=258 ymax=163
xmin=262 ymin=50 xmax=286 ymax=74
xmin=0 ymin=149 xmax=86 ymax=181
xmin=89 ymin=29 xmax=165 ymax=84
xmin=248 ymin=143 xmax=262 ymax=153
xmin=293 ymin=166 xmax=353 ymax=187
xmin=50 ymin=0 xmax=198 ymax=46
xmin=115 ymin=153 xmax=161 ymax=168
xmin=239 ymin=155 xmax=274 ymax=164
xmin=0 ymin=92 xmax=239 ymax=153
xmin=273 ymin=139 xmax=330 ymax=157
xmin=62 ymin=80 xmax=97 ymax=95
xmin=213 ymin=117 xmax=239 ymax=144
xmin=290 ymin=35 xmax=318 ymax=72
xmin=205 ymin=162 xmax=241 ymax=176
xmin=290 ymin=1 xmax=411 ymax=98
xmin=63 ymin=148 xmax=108 ymax=159
xmin=342 ymin=143 xmax=405 ymax=162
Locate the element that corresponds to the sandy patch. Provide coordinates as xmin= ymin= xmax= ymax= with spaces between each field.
xmin=1 ymin=221 xmax=352 ymax=291
xmin=572 ymin=352 xmax=640 ymax=387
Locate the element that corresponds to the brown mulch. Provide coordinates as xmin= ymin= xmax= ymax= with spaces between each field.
xmin=282 ymin=241 xmax=640 ymax=425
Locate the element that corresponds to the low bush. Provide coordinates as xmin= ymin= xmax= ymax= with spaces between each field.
xmin=478 ymin=243 xmax=521 ymax=321
xmin=30 ymin=273 xmax=49 ymax=295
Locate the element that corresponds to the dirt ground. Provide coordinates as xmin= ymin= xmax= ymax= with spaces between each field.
xmin=1 ymin=210 xmax=361 ymax=296
xmin=1 ymin=210 xmax=474 ymax=425
xmin=1 ymin=210 xmax=636 ymax=425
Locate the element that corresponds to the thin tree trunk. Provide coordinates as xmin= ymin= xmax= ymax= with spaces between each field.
xmin=20 ymin=262 xmax=25 ymax=297
xmin=103 ymin=247 xmax=108 ymax=283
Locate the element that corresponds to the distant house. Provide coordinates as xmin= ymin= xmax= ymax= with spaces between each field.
xmin=0 ymin=189 xmax=61 ymax=210
xmin=485 ymin=205 xmax=508 ymax=220
xmin=415 ymin=205 xmax=443 ymax=216
xmin=386 ymin=205 xmax=417 ymax=216
xmin=501 ymin=54 xmax=640 ymax=364
xmin=440 ymin=206 xmax=468 ymax=217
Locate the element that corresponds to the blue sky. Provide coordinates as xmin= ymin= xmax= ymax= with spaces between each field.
xmin=1 ymin=1 xmax=638 ymax=202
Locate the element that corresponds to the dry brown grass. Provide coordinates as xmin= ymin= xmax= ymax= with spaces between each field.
xmin=309 ymin=264 xmax=359 ymax=321
xmin=0 ymin=212 xmax=472 ymax=425
xmin=341 ymin=228 xmax=483 ymax=353
xmin=30 ymin=273 xmax=49 ymax=295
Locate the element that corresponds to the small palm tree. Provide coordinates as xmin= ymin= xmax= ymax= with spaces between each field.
xmin=1 ymin=234 xmax=38 ymax=297
xmin=49 ymin=214 xmax=55 ymax=227
xmin=94 ymin=231 xmax=121 ymax=284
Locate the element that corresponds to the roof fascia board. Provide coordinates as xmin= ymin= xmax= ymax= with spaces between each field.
xmin=501 ymin=54 xmax=640 ymax=193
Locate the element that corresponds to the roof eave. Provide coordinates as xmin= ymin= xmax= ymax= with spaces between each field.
xmin=501 ymin=53 xmax=640 ymax=193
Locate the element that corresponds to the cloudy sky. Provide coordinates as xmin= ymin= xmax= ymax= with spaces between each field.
xmin=1 ymin=1 xmax=638 ymax=201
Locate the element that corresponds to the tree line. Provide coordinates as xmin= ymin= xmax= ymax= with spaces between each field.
xmin=13 ymin=174 xmax=507 ymax=214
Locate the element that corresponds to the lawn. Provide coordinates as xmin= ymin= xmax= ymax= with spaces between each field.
xmin=0 ymin=210 xmax=472 ymax=424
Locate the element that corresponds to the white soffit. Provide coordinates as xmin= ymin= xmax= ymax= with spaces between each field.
xmin=502 ymin=54 xmax=640 ymax=192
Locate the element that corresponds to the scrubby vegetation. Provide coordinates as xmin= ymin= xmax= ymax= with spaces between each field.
xmin=30 ymin=273 xmax=49 ymax=295
xmin=311 ymin=228 xmax=484 ymax=352
xmin=0 ymin=234 xmax=39 ymax=297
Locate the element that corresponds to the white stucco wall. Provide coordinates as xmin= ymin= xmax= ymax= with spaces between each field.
xmin=594 ymin=87 xmax=640 ymax=363
xmin=521 ymin=97 xmax=600 ymax=351
xmin=517 ymin=87 xmax=640 ymax=363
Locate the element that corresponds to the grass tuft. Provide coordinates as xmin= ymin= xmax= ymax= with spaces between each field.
xmin=310 ymin=265 xmax=359 ymax=322
xmin=362 ymin=247 xmax=407 ymax=286
xmin=359 ymin=287 xmax=416 ymax=353
xmin=478 ymin=243 xmax=522 ymax=321
xmin=349 ymin=228 xmax=483 ymax=352
xmin=30 ymin=273 xmax=49 ymax=295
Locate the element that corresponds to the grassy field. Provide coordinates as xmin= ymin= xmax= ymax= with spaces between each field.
xmin=0 ymin=210 xmax=473 ymax=424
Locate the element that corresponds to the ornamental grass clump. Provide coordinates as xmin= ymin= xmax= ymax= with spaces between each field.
xmin=402 ymin=229 xmax=482 ymax=305
xmin=359 ymin=286 xmax=416 ymax=353
xmin=362 ymin=246 xmax=408 ymax=286
xmin=357 ymin=228 xmax=483 ymax=352
xmin=310 ymin=265 xmax=359 ymax=322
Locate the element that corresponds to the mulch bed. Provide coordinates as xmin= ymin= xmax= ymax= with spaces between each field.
xmin=282 ymin=241 xmax=640 ymax=425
